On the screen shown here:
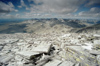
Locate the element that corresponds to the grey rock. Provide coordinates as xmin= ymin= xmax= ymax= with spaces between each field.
xmin=0 ymin=54 xmax=14 ymax=63
xmin=36 ymin=54 xmax=53 ymax=64
xmin=33 ymin=43 xmax=52 ymax=53
xmin=16 ymin=51 xmax=40 ymax=58
xmin=97 ymin=55 xmax=100 ymax=65
xmin=44 ymin=59 xmax=62 ymax=66
xmin=0 ymin=46 xmax=3 ymax=51
xmin=59 ymin=61 xmax=74 ymax=66
xmin=90 ymin=50 xmax=100 ymax=55
xmin=94 ymin=40 xmax=100 ymax=44
xmin=75 ymin=63 xmax=80 ymax=66
xmin=66 ymin=46 xmax=84 ymax=54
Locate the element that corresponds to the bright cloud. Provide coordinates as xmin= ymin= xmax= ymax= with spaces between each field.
xmin=78 ymin=7 xmax=100 ymax=17
xmin=85 ymin=0 xmax=100 ymax=7
xmin=0 ymin=0 xmax=100 ymax=19
xmin=0 ymin=1 xmax=18 ymax=13
xmin=29 ymin=0 xmax=85 ymax=14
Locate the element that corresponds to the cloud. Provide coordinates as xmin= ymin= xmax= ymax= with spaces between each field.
xmin=85 ymin=0 xmax=100 ymax=7
xmin=17 ymin=0 xmax=100 ymax=18
xmin=29 ymin=0 xmax=85 ymax=14
xmin=28 ymin=0 xmax=33 ymax=2
xmin=15 ymin=14 xmax=20 ymax=17
xmin=18 ymin=0 xmax=27 ymax=8
xmin=0 ymin=1 xmax=18 ymax=13
xmin=78 ymin=7 xmax=100 ymax=17
xmin=15 ymin=10 xmax=18 ymax=12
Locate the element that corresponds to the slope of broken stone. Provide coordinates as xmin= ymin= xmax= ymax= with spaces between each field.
xmin=0 ymin=33 xmax=100 ymax=66
xmin=0 ymin=53 xmax=14 ymax=64
xmin=58 ymin=61 xmax=74 ymax=66
xmin=57 ymin=46 xmax=97 ymax=66
xmin=44 ymin=59 xmax=62 ymax=66
xmin=32 ymin=43 xmax=52 ymax=53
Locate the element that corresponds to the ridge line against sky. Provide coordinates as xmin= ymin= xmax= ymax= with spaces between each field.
xmin=0 ymin=0 xmax=100 ymax=19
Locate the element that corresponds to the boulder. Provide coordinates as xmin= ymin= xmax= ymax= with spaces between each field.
xmin=33 ymin=43 xmax=52 ymax=53
xmin=16 ymin=51 xmax=40 ymax=58
xmin=90 ymin=50 xmax=100 ymax=55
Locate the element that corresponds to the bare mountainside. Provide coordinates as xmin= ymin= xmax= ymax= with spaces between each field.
xmin=0 ymin=18 xmax=100 ymax=66
xmin=0 ymin=18 xmax=93 ymax=34
xmin=76 ymin=24 xmax=100 ymax=33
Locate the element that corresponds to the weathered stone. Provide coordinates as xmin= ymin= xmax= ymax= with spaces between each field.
xmin=33 ymin=43 xmax=52 ymax=53
xmin=82 ymin=43 xmax=93 ymax=50
xmin=16 ymin=61 xmax=24 ymax=66
xmin=93 ymin=44 xmax=100 ymax=50
xmin=36 ymin=54 xmax=52 ymax=64
xmin=75 ymin=63 xmax=80 ymax=66
xmin=93 ymin=34 xmax=100 ymax=38
xmin=66 ymin=46 xmax=84 ymax=53
xmin=17 ymin=42 xmax=27 ymax=45
xmin=97 ymin=55 xmax=100 ymax=65
xmin=90 ymin=50 xmax=100 ymax=55
xmin=16 ymin=51 xmax=40 ymax=58
xmin=5 ymin=39 xmax=18 ymax=44
xmin=94 ymin=40 xmax=100 ymax=44
xmin=44 ymin=60 xmax=62 ymax=66
xmin=61 ymin=34 xmax=71 ymax=38
xmin=0 ymin=46 xmax=3 ymax=51
xmin=59 ymin=61 xmax=74 ymax=66
xmin=36 ymin=60 xmax=48 ymax=66
xmin=0 ymin=54 xmax=14 ymax=63
xmin=24 ymin=63 xmax=35 ymax=66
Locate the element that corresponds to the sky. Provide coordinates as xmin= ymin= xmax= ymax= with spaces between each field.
xmin=0 ymin=0 xmax=100 ymax=19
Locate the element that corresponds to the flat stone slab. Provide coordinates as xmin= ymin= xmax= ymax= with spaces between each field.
xmin=90 ymin=50 xmax=100 ymax=55
xmin=17 ymin=42 xmax=27 ymax=45
xmin=59 ymin=61 xmax=74 ymax=66
xmin=93 ymin=34 xmax=100 ymax=37
xmin=4 ymin=39 xmax=19 ymax=44
xmin=0 ymin=54 xmax=14 ymax=63
xmin=82 ymin=43 xmax=93 ymax=50
xmin=16 ymin=51 xmax=40 ymax=58
xmin=33 ymin=43 xmax=52 ymax=53
xmin=66 ymin=46 xmax=84 ymax=53
xmin=94 ymin=40 xmax=100 ymax=44
xmin=44 ymin=60 xmax=62 ymax=66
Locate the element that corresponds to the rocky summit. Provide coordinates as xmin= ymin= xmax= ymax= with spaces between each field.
xmin=0 ymin=19 xmax=100 ymax=66
xmin=0 ymin=32 xmax=100 ymax=66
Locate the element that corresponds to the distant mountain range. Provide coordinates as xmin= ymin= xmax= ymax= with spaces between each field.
xmin=76 ymin=23 xmax=100 ymax=33
xmin=0 ymin=18 xmax=100 ymax=34
xmin=0 ymin=19 xmax=30 ymax=23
